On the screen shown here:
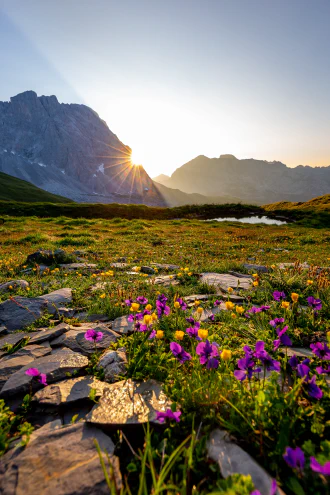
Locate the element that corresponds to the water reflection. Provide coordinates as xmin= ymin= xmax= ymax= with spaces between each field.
xmin=207 ymin=216 xmax=287 ymax=225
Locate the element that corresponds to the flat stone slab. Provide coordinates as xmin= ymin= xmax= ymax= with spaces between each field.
xmin=0 ymin=354 xmax=35 ymax=390
xmin=208 ymin=429 xmax=284 ymax=495
xmin=0 ymin=280 xmax=29 ymax=292
xmin=287 ymin=347 xmax=313 ymax=358
xmin=59 ymin=263 xmax=97 ymax=270
xmin=148 ymin=275 xmax=180 ymax=287
xmin=0 ymin=332 xmax=29 ymax=350
xmin=29 ymin=323 xmax=70 ymax=345
xmin=151 ymin=263 xmax=180 ymax=271
xmin=278 ymin=262 xmax=310 ymax=270
xmin=87 ymin=379 xmax=172 ymax=427
xmin=39 ymin=288 xmax=72 ymax=309
xmin=0 ymin=349 xmax=88 ymax=398
xmin=112 ymin=315 xmax=135 ymax=335
xmin=32 ymin=376 xmax=109 ymax=407
xmin=109 ymin=262 xmax=129 ymax=269
xmin=50 ymin=324 xmax=120 ymax=356
xmin=200 ymin=305 xmax=224 ymax=322
xmin=243 ymin=264 xmax=268 ymax=273
xmin=0 ymin=422 xmax=121 ymax=494
xmin=98 ymin=349 xmax=127 ymax=383
xmin=200 ymin=273 xmax=252 ymax=291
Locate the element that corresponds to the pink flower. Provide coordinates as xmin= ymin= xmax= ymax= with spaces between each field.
xmin=25 ymin=368 xmax=47 ymax=386
xmin=84 ymin=329 xmax=103 ymax=342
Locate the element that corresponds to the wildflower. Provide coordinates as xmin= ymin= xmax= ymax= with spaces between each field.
xmin=227 ymin=287 xmax=233 ymax=293
xmin=307 ymin=279 xmax=313 ymax=285
xmin=125 ymin=298 xmax=133 ymax=306
xmin=291 ymin=293 xmax=299 ymax=303
xmin=252 ymin=273 xmax=258 ymax=278
xmin=130 ymin=302 xmax=140 ymax=312
xmin=85 ymin=329 xmax=103 ymax=342
xmin=174 ymin=301 xmax=180 ymax=309
xmin=234 ymin=355 xmax=261 ymax=381
xmin=174 ymin=297 xmax=187 ymax=311
xmin=186 ymin=322 xmax=201 ymax=339
xmin=155 ymin=409 xmax=181 ymax=423
xmin=198 ymin=329 xmax=208 ymax=339
xmin=316 ymin=365 xmax=330 ymax=375
xmin=151 ymin=312 xmax=158 ymax=321
xmin=221 ymin=349 xmax=232 ymax=361
xmin=194 ymin=300 xmax=200 ymax=306
xmin=214 ymin=300 xmax=222 ymax=306
xmin=273 ymin=325 xmax=292 ymax=351
xmin=253 ymin=281 xmax=259 ymax=287
xmin=269 ymin=317 xmax=285 ymax=328
xmin=188 ymin=272 xmax=192 ymax=276
xmin=99 ymin=293 xmax=106 ymax=299
xmin=156 ymin=294 xmax=171 ymax=318
xmin=136 ymin=296 xmax=148 ymax=305
xmin=196 ymin=307 xmax=203 ymax=314
xmin=236 ymin=305 xmax=245 ymax=314
xmin=143 ymin=314 xmax=152 ymax=325
xmin=281 ymin=301 xmax=290 ymax=309
xmin=307 ymin=296 xmax=322 ymax=311
xmin=288 ymin=354 xmax=299 ymax=369
xmin=250 ymin=479 xmax=277 ymax=495
xmin=175 ymin=330 xmax=185 ymax=340
xmin=225 ymin=301 xmax=235 ymax=311
xmin=254 ymin=341 xmax=280 ymax=372
xmin=297 ymin=365 xmax=323 ymax=399
xmin=283 ymin=446 xmax=305 ymax=473
xmin=186 ymin=317 xmax=196 ymax=324
xmin=156 ymin=330 xmax=164 ymax=339
xmin=145 ymin=304 xmax=152 ymax=311
xmin=310 ymin=342 xmax=330 ymax=360
xmin=170 ymin=342 xmax=191 ymax=363
xmin=310 ymin=457 xmax=330 ymax=476
xmin=196 ymin=340 xmax=219 ymax=368
xmin=273 ymin=291 xmax=286 ymax=301
xmin=25 ymin=368 xmax=47 ymax=386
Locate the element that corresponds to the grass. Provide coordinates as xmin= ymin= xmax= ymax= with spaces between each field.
xmin=0 ymin=214 xmax=329 ymax=494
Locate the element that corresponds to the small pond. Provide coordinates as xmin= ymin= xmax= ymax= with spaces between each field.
xmin=206 ymin=215 xmax=287 ymax=225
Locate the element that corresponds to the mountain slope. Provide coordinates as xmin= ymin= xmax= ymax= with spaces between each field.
xmin=0 ymin=171 xmax=73 ymax=203
xmin=153 ymin=174 xmax=170 ymax=184
xmin=163 ymin=154 xmax=330 ymax=204
xmin=264 ymin=194 xmax=330 ymax=211
xmin=0 ymin=91 xmax=165 ymax=206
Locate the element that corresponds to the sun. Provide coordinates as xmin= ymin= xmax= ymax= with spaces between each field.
xmin=130 ymin=149 xmax=144 ymax=166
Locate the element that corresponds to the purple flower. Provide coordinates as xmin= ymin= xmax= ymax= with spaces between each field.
xmin=136 ymin=296 xmax=148 ymax=305
xmin=149 ymin=330 xmax=156 ymax=339
xmin=25 ymin=368 xmax=47 ymax=386
xmin=186 ymin=325 xmax=201 ymax=340
xmin=288 ymin=354 xmax=299 ymax=369
xmin=307 ymin=296 xmax=322 ymax=311
xmin=306 ymin=375 xmax=323 ymax=400
xmin=297 ymin=363 xmax=310 ymax=378
xmin=316 ymin=365 xmax=330 ymax=375
xmin=273 ymin=291 xmax=286 ymax=301
xmin=214 ymin=300 xmax=222 ymax=306
xmin=310 ymin=342 xmax=330 ymax=360
xmin=170 ymin=342 xmax=191 ymax=364
xmin=196 ymin=340 xmax=219 ymax=368
xmin=254 ymin=341 xmax=280 ymax=372
xmin=175 ymin=297 xmax=187 ymax=311
xmin=156 ymin=294 xmax=171 ymax=318
xmin=186 ymin=316 xmax=196 ymax=324
xmin=273 ymin=325 xmax=292 ymax=351
xmin=259 ymin=305 xmax=271 ymax=312
xmin=155 ymin=408 xmax=181 ymax=423
xmin=269 ymin=317 xmax=285 ymax=328
xmin=234 ymin=356 xmax=261 ymax=381
xmin=283 ymin=446 xmax=305 ymax=473
xmin=310 ymin=457 xmax=330 ymax=476
xmin=250 ymin=480 xmax=277 ymax=495
xmin=84 ymin=329 xmax=103 ymax=342
xmin=209 ymin=314 xmax=215 ymax=322
xmin=124 ymin=298 xmax=133 ymax=307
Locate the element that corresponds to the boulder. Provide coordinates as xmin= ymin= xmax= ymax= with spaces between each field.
xmin=26 ymin=249 xmax=75 ymax=265
xmin=28 ymin=323 xmax=70 ymax=345
xmin=200 ymin=273 xmax=252 ymax=291
xmin=59 ymin=263 xmax=97 ymax=271
xmin=148 ymin=275 xmax=179 ymax=287
xmin=39 ymin=288 xmax=72 ymax=310
xmin=0 ymin=355 xmax=35 ymax=390
xmin=50 ymin=324 xmax=120 ymax=356
xmin=0 ymin=349 xmax=88 ymax=398
xmin=98 ymin=349 xmax=127 ymax=382
xmin=140 ymin=266 xmax=155 ymax=274
xmin=109 ymin=262 xmax=129 ymax=269
xmin=243 ymin=264 xmax=268 ymax=273
xmin=111 ymin=315 xmax=135 ymax=335
xmin=32 ymin=376 xmax=109 ymax=407
xmin=151 ymin=263 xmax=180 ymax=271
xmin=0 ymin=422 xmax=121 ymax=494
xmin=87 ymin=379 xmax=172 ymax=428
xmin=0 ymin=280 xmax=29 ymax=292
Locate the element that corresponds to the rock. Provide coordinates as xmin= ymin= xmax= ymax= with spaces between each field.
xmin=0 ymin=349 xmax=88 ymax=398
xmin=29 ymin=419 xmax=63 ymax=442
xmin=0 ymin=297 xmax=48 ymax=331
xmin=151 ymin=263 xmax=180 ymax=271
xmin=207 ymin=429 xmax=284 ymax=495
xmin=247 ymin=257 xmax=256 ymax=261
xmin=0 ymin=422 xmax=122 ymax=494
xmin=286 ymin=347 xmax=313 ymax=359
xmin=26 ymin=249 xmax=75 ymax=265
xmin=1 ymin=344 xmax=51 ymax=362
xmin=0 ymin=332 xmax=29 ymax=355
xmin=109 ymin=262 xmax=129 ymax=269
xmin=200 ymin=305 xmax=224 ymax=322
xmin=228 ymin=271 xmax=253 ymax=279
xmin=243 ymin=264 xmax=268 ymax=273
xmin=200 ymin=273 xmax=252 ymax=291
xmin=111 ymin=315 xmax=135 ymax=335
xmin=0 ymin=355 xmax=35 ymax=390
xmin=50 ymin=324 xmax=120 ymax=356
xmin=21 ymin=264 xmax=49 ymax=275
xmin=98 ymin=349 xmax=127 ymax=382
xmin=0 ymin=280 xmax=29 ymax=292
xmin=28 ymin=323 xmax=70 ymax=345
xmin=148 ymin=275 xmax=180 ymax=287
xmin=0 ymin=326 xmax=7 ymax=336
xmin=59 ymin=263 xmax=97 ymax=270
xmin=87 ymin=379 xmax=172 ymax=428
xmin=39 ymin=288 xmax=72 ymax=309
xmin=278 ymin=262 xmax=310 ymax=270
xmin=140 ymin=266 xmax=155 ymax=274
xmin=32 ymin=376 xmax=109 ymax=407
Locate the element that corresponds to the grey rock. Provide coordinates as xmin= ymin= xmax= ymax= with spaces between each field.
xmin=32 ymin=376 xmax=109 ymax=407
xmin=0 ymin=354 xmax=35 ymax=390
xmin=286 ymin=347 xmax=313 ymax=359
xmin=0 ymin=422 xmax=121 ymax=494
xmin=109 ymin=262 xmax=129 ymax=269
xmin=229 ymin=271 xmax=254 ymax=279
xmin=26 ymin=249 xmax=75 ymax=265
xmin=50 ymin=324 xmax=120 ymax=356
xmin=59 ymin=263 xmax=97 ymax=270
xmin=98 ymin=349 xmax=127 ymax=382
xmin=0 ymin=344 xmax=51 ymax=362
xmin=0 ymin=332 xmax=29 ymax=352
xmin=140 ymin=266 xmax=155 ymax=274
xmin=0 ymin=280 xmax=29 ymax=292
xmin=151 ymin=263 xmax=180 ymax=271
xmin=28 ymin=323 xmax=70 ymax=345
xmin=207 ymin=429 xmax=284 ymax=495
xmin=0 ymin=326 xmax=7 ymax=336
xmin=112 ymin=315 xmax=135 ymax=335
xmin=148 ymin=275 xmax=180 ymax=286
xmin=247 ymin=257 xmax=256 ymax=261
xmin=243 ymin=264 xmax=268 ymax=273
xmin=200 ymin=273 xmax=252 ymax=291
xmin=0 ymin=349 xmax=88 ymax=398
xmin=200 ymin=305 xmax=224 ymax=322
xmin=29 ymin=419 xmax=63 ymax=442
xmin=39 ymin=288 xmax=72 ymax=309
xmin=278 ymin=262 xmax=310 ymax=270
xmin=87 ymin=379 xmax=172 ymax=427
xmin=21 ymin=264 xmax=49 ymax=275
xmin=0 ymin=297 xmax=47 ymax=331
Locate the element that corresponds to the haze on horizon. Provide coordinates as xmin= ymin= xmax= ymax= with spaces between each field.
xmin=0 ymin=0 xmax=330 ymax=178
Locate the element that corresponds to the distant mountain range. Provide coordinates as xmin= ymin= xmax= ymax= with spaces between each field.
xmin=154 ymin=154 xmax=330 ymax=204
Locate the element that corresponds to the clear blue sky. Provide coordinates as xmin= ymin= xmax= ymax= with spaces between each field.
xmin=0 ymin=0 xmax=329 ymax=176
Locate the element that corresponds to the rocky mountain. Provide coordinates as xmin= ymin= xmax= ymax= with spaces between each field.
xmin=163 ymin=154 xmax=330 ymax=204
xmin=153 ymin=174 xmax=170 ymax=184
xmin=0 ymin=91 xmax=165 ymax=206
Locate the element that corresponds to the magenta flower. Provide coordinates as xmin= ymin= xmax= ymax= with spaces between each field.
xmin=269 ymin=317 xmax=285 ymax=328
xmin=214 ymin=300 xmax=222 ymax=306
xmin=175 ymin=297 xmax=187 ymax=311
xmin=124 ymin=298 xmax=133 ymax=306
xmin=250 ymin=479 xmax=277 ymax=495
xmin=310 ymin=342 xmax=330 ymax=360
xmin=310 ymin=457 xmax=330 ymax=476
xmin=25 ymin=368 xmax=47 ymax=386
xmin=156 ymin=294 xmax=171 ymax=318
xmin=273 ymin=325 xmax=292 ymax=351
xmin=254 ymin=341 xmax=280 ymax=372
xmin=84 ymin=329 xmax=103 ymax=342
xmin=170 ymin=342 xmax=191 ymax=364
xmin=297 ymin=365 xmax=323 ymax=400
xmin=234 ymin=356 xmax=261 ymax=381
xmin=196 ymin=340 xmax=219 ymax=369
xmin=307 ymin=296 xmax=322 ymax=311
xmin=316 ymin=365 xmax=330 ymax=375
xmin=283 ymin=446 xmax=305 ymax=473
xmin=273 ymin=290 xmax=286 ymax=301
xmin=136 ymin=296 xmax=148 ymax=305
xmin=155 ymin=408 xmax=181 ymax=423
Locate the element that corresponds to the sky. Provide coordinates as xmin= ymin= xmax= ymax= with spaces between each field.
xmin=0 ymin=0 xmax=330 ymax=178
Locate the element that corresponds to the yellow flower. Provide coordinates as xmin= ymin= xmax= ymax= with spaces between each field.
xmin=99 ymin=293 xmax=106 ymax=299
xmin=236 ymin=305 xmax=245 ymax=314
xmin=194 ymin=300 xmax=200 ymax=306
xmin=174 ymin=301 xmax=181 ymax=309
xmin=64 ymin=274 xmax=68 ymax=277
xmin=252 ymin=273 xmax=258 ymax=278
xmin=196 ymin=307 xmax=203 ymax=314
xmin=91 ymin=273 xmax=97 ymax=278
xmin=130 ymin=302 xmax=140 ymax=312
xmin=177 ymin=272 xmax=182 ymax=277
xmin=169 ymin=275 xmax=173 ymax=279
xmin=26 ymin=287 xmax=30 ymax=291
xmin=227 ymin=287 xmax=233 ymax=293
xmin=253 ymin=281 xmax=259 ymax=287
xmin=184 ymin=267 xmax=189 ymax=272
xmin=151 ymin=312 xmax=158 ymax=321
xmin=307 ymin=280 xmax=313 ymax=285
xmin=291 ymin=293 xmax=299 ymax=303
xmin=225 ymin=301 xmax=235 ymax=311
xmin=143 ymin=314 xmax=152 ymax=325
xmin=198 ymin=329 xmax=208 ymax=339
xmin=271 ymin=264 xmax=276 ymax=269
xmin=145 ymin=304 xmax=152 ymax=311
xmin=188 ymin=272 xmax=192 ymax=276
xmin=281 ymin=301 xmax=290 ymax=309
xmin=156 ymin=330 xmax=164 ymax=339
xmin=8 ymin=285 xmax=13 ymax=290
xmin=221 ymin=349 xmax=232 ymax=361
xmin=175 ymin=330 xmax=185 ymax=340
xmin=231 ymin=313 xmax=237 ymax=319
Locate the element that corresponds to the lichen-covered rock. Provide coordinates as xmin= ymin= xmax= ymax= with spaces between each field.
xmin=50 ymin=325 xmax=120 ymax=356
xmin=111 ymin=315 xmax=135 ymax=335
xmin=98 ymin=349 xmax=127 ymax=383
xmin=0 ymin=280 xmax=29 ymax=292
xmin=26 ymin=249 xmax=75 ymax=265
xmin=200 ymin=273 xmax=252 ymax=291
xmin=28 ymin=323 xmax=70 ymax=345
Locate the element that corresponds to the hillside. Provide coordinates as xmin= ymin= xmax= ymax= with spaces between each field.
xmin=0 ymin=172 xmax=73 ymax=203
xmin=264 ymin=194 xmax=330 ymax=211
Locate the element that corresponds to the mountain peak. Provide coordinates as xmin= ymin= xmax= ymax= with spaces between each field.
xmin=219 ymin=154 xmax=237 ymax=160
